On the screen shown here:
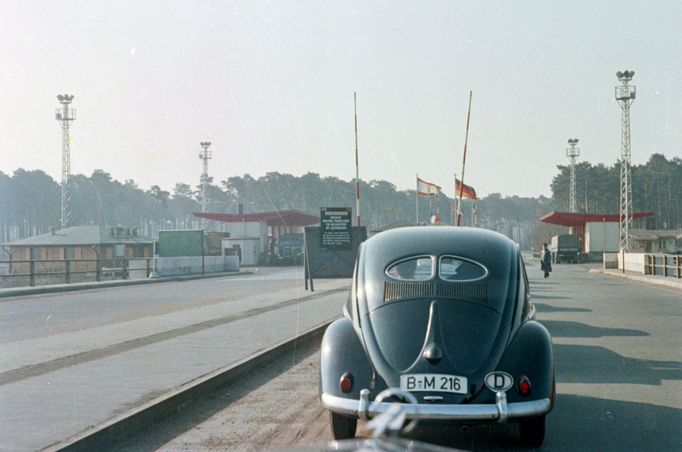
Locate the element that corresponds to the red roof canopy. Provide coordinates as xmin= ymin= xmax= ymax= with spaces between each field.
xmin=194 ymin=210 xmax=319 ymax=227
xmin=540 ymin=211 xmax=655 ymax=227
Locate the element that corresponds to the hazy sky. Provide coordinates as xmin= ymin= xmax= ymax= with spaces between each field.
xmin=1 ymin=0 xmax=681 ymax=199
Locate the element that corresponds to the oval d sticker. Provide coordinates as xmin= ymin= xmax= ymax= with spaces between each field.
xmin=484 ymin=372 xmax=513 ymax=392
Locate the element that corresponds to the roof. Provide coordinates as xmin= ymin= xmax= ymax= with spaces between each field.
xmin=3 ymin=226 xmax=154 ymax=246
xmin=194 ymin=210 xmax=319 ymax=227
xmin=540 ymin=211 xmax=655 ymax=227
xmin=631 ymin=229 xmax=682 ymax=240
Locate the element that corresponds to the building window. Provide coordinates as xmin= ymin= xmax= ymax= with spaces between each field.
xmin=132 ymin=246 xmax=145 ymax=258
xmin=113 ymin=244 xmax=126 ymax=257
xmin=30 ymin=247 xmax=40 ymax=260
xmin=659 ymin=240 xmax=666 ymax=250
xmin=64 ymin=247 xmax=76 ymax=260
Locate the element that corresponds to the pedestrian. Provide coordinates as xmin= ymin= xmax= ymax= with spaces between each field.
xmin=541 ymin=243 xmax=552 ymax=278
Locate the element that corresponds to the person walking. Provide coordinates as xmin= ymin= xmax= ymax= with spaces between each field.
xmin=541 ymin=243 xmax=552 ymax=278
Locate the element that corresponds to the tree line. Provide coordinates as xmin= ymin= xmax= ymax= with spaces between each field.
xmin=1 ymin=152 xmax=680 ymax=249
xmin=551 ymin=153 xmax=682 ymax=229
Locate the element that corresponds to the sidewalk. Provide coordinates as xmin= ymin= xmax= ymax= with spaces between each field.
xmin=589 ymin=267 xmax=682 ymax=291
xmin=0 ymin=269 xmax=248 ymax=299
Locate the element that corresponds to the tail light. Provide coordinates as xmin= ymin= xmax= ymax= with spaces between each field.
xmin=518 ymin=376 xmax=531 ymax=396
xmin=340 ymin=372 xmax=354 ymax=393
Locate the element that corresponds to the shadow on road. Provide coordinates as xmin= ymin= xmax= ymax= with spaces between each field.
xmin=554 ymin=343 xmax=682 ymax=385
xmin=534 ymin=303 xmax=591 ymax=313
xmin=542 ymin=319 xmax=648 ymax=338
xmin=531 ymin=294 xmax=571 ymax=300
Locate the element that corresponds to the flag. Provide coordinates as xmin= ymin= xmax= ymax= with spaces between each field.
xmin=417 ymin=177 xmax=441 ymax=196
xmin=455 ymin=178 xmax=477 ymax=200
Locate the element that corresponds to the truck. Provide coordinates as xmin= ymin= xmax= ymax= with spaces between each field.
xmin=550 ymin=234 xmax=581 ymax=263
xmin=277 ymin=233 xmax=304 ymax=265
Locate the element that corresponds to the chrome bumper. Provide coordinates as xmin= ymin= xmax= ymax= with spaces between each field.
xmin=321 ymin=390 xmax=551 ymax=423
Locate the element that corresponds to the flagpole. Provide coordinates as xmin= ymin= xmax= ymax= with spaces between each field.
xmin=354 ymin=92 xmax=361 ymax=226
xmin=415 ymin=174 xmax=419 ymax=224
xmin=457 ymin=91 xmax=473 ymax=226
xmin=453 ymin=173 xmax=457 ymax=225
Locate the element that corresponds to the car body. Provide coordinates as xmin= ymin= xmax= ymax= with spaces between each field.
xmin=320 ymin=226 xmax=554 ymax=446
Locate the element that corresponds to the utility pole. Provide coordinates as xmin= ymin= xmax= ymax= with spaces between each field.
xmin=566 ymin=138 xmax=580 ymax=213
xmin=199 ymin=141 xmax=212 ymax=230
xmin=615 ymin=70 xmax=636 ymax=251
xmin=55 ymin=95 xmax=76 ymax=230
xmin=354 ymin=92 xmax=361 ymax=226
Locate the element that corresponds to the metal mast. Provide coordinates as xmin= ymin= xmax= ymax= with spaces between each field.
xmin=56 ymin=94 xmax=76 ymax=229
xmin=354 ymin=92 xmax=361 ymax=226
xmin=199 ymin=141 xmax=212 ymax=229
xmin=566 ymin=138 xmax=580 ymax=213
xmin=615 ymin=70 xmax=636 ymax=251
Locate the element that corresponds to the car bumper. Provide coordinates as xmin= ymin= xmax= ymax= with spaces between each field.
xmin=321 ymin=390 xmax=551 ymax=423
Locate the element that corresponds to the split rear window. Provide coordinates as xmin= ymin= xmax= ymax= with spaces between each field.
xmin=386 ymin=255 xmax=488 ymax=282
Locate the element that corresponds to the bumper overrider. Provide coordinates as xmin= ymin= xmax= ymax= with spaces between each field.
xmin=321 ymin=389 xmax=551 ymax=423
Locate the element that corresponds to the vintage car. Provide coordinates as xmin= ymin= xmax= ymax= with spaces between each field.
xmin=320 ymin=226 xmax=555 ymax=447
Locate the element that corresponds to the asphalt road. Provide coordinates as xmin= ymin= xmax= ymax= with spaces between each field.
xmin=0 ymin=267 xmax=308 ymax=343
xmin=0 ymin=267 xmax=349 ymax=451
xmin=120 ymin=259 xmax=682 ymax=451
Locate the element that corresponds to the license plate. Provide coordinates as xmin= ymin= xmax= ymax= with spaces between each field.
xmin=400 ymin=373 xmax=468 ymax=394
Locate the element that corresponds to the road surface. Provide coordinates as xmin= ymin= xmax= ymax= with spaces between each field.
xmin=119 ymin=260 xmax=682 ymax=451
xmin=0 ymin=267 xmax=349 ymax=451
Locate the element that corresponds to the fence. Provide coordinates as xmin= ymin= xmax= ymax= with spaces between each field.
xmin=0 ymin=256 xmax=240 ymax=289
xmin=645 ymin=254 xmax=682 ymax=278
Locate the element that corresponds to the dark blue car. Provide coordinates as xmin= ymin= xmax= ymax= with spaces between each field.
xmin=320 ymin=226 xmax=555 ymax=447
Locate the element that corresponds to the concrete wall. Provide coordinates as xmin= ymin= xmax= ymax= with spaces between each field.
xmin=130 ymin=256 xmax=240 ymax=278
xmin=604 ymin=252 xmax=644 ymax=273
xmin=603 ymin=253 xmax=619 ymax=269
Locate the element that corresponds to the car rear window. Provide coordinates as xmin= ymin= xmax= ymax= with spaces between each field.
xmin=438 ymin=256 xmax=488 ymax=281
xmin=386 ymin=256 xmax=434 ymax=281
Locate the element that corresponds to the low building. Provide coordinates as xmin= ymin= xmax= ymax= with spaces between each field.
xmin=632 ymin=229 xmax=682 ymax=253
xmin=194 ymin=210 xmax=319 ymax=263
xmin=3 ymin=226 xmax=154 ymax=261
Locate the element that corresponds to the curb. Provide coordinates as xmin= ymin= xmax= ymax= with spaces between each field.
xmin=589 ymin=268 xmax=682 ymax=291
xmin=0 ymin=270 xmax=253 ymax=299
xmin=48 ymin=320 xmax=334 ymax=452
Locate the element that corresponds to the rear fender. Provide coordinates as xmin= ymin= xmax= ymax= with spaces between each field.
xmin=495 ymin=320 xmax=554 ymax=406
xmin=320 ymin=317 xmax=374 ymax=400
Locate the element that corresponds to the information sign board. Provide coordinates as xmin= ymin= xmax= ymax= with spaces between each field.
xmin=320 ymin=207 xmax=352 ymax=249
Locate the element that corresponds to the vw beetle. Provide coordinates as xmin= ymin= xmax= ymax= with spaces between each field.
xmin=320 ymin=226 xmax=554 ymax=447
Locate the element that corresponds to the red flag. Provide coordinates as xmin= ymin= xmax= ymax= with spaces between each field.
xmin=417 ymin=177 xmax=441 ymax=196
xmin=456 ymin=178 xmax=477 ymax=200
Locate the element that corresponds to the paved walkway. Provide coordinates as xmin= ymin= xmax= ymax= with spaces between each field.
xmin=0 ymin=277 xmax=349 ymax=451
xmin=589 ymin=267 xmax=682 ymax=291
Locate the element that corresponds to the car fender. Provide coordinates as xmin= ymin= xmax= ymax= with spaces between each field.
xmin=496 ymin=320 xmax=555 ymax=406
xmin=320 ymin=317 xmax=374 ymax=400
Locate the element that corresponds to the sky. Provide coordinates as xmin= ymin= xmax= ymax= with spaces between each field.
xmin=1 ymin=0 xmax=681 ymax=199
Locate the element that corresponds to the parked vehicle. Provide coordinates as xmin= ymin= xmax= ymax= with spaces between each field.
xmin=277 ymin=233 xmax=304 ymax=265
xmin=550 ymin=234 xmax=581 ymax=263
xmin=320 ymin=226 xmax=555 ymax=447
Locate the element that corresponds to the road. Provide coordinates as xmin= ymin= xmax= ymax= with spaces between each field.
xmin=0 ymin=267 xmax=349 ymax=451
xmin=120 ymin=259 xmax=682 ymax=451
